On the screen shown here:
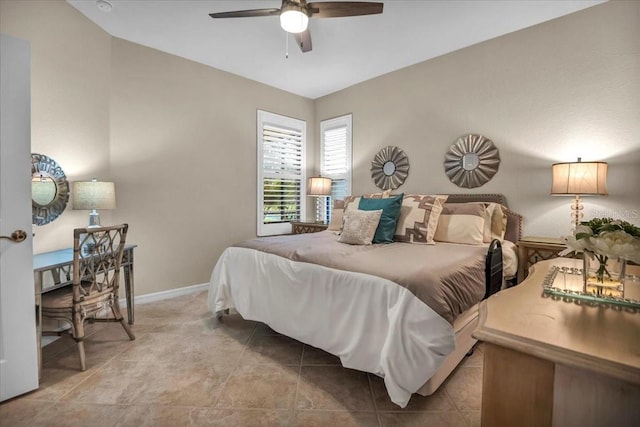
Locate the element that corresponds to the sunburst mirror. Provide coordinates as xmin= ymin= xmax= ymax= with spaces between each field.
xmin=444 ymin=134 xmax=500 ymax=189
xmin=371 ymin=146 xmax=409 ymax=190
xmin=31 ymin=153 xmax=70 ymax=225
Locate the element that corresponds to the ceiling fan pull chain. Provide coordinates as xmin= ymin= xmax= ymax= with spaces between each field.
xmin=285 ymin=31 xmax=289 ymax=59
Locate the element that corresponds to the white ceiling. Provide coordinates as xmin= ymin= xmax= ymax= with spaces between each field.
xmin=67 ymin=0 xmax=605 ymax=99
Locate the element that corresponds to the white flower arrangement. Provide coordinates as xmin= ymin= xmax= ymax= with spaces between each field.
xmin=561 ymin=218 xmax=640 ymax=264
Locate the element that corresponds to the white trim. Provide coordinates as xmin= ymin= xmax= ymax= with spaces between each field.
xmin=257 ymin=109 xmax=307 ymax=236
xmin=119 ymin=282 xmax=209 ymax=307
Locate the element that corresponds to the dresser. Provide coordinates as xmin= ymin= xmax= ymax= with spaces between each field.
xmin=474 ymin=258 xmax=640 ymax=426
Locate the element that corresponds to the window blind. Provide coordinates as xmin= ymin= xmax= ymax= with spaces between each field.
xmin=319 ymin=115 xmax=352 ymax=223
xmin=257 ymin=111 xmax=306 ymax=236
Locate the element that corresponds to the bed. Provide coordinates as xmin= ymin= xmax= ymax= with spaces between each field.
xmin=208 ymin=193 xmax=523 ymax=408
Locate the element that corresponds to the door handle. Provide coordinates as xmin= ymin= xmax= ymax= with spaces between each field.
xmin=0 ymin=230 xmax=28 ymax=243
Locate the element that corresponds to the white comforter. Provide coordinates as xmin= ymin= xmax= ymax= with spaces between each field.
xmin=208 ymin=246 xmax=455 ymax=408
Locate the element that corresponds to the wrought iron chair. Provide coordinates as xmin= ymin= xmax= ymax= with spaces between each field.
xmin=41 ymin=224 xmax=134 ymax=370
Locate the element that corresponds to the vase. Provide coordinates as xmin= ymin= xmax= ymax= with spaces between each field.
xmin=583 ymin=251 xmax=626 ymax=297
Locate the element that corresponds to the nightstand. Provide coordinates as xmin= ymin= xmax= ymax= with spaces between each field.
xmin=291 ymin=221 xmax=328 ymax=234
xmin=516 ymin=237 xmax=569 ymax=283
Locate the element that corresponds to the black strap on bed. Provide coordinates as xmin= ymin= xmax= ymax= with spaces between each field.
xmin=485 ymin=239 xmax=503 ymax=299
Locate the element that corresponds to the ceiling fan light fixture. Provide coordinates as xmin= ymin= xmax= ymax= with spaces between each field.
xmin=280 ymin=7 xmax=309 ymax=33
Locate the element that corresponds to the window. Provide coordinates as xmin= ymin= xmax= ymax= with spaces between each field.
xmin=319 ymin=114 xmax=352 ymax=222
xmin=257 ymin=110 xmax=306 ymax=236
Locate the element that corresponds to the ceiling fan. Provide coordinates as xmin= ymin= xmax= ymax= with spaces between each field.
xmin=209 ymin=1 xmax=384 ymax=53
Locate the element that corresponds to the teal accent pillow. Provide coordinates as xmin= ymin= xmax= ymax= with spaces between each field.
xmin=358 ymin=193 xmax=404 ymax=243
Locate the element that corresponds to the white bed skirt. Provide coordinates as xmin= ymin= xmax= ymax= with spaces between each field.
xmin=208 ymin=247 xmax=455 ymax=408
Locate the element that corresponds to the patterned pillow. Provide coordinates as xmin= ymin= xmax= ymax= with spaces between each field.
xmin=434 ymin=203 xmax=486 ymax=245
xmin=394 ymin=195 xmax=449 ymax=244
xmin=460 ymin=202 xmax=508 ymax=242
xmin=338 ymin=209 xmax=383 ymax=245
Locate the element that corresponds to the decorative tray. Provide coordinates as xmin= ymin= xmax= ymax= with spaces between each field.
xmin=542 ymin=265 xmax=640 ymax=309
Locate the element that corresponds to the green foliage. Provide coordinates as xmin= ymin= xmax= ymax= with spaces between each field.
xmin=578 ymin=217 xmax=640 ymax=239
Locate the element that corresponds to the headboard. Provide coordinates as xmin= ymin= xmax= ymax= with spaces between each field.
xmin=444 ymin=194 xmax=523 ymax=243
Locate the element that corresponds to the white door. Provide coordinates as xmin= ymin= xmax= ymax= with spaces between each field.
xmin=0 ymin=33 xmax=39 ymax=402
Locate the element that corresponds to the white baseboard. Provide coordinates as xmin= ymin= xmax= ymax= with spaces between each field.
xmin=119 ymin=282 xmax=208 ymax=307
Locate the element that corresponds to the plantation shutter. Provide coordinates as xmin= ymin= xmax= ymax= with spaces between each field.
xmin=258 ymin=111 xmax=306 ymax=236
xmin=320 ymin=115 xmax=352 ymax=222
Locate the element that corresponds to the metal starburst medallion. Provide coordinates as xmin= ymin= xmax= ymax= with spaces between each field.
xmin=371 ymin=146 xmax=409 ymax=190
xmin=444 ymin=134 xmax=500 ymax=189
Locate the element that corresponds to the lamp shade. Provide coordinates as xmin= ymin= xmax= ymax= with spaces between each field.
xmin=551 ymin=160 xmax=608 ymax=196
xmin=280 ymin=7 xmax=309 ymax=33
xmin=72 ymin=180 xmax=116 ymax=210
xmin=307 ymin=177 xmax=332 ymax=196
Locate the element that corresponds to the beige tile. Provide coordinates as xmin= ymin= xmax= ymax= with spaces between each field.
xmin=9 ymin=291 xmax=487 ymax=426
xmin=43 ymin=325 xmax=137 ymax=371
xmin=296 ymin=366 xmax=375 ymax=411
xmin=117 ymin=330 xmax=246 ymax=364
xmin=301 ymin=345 xmax=341 ymax=366
xmin=239 ymin=335 xmax=303 ymax=367
xmin=215 ymin=363 xmax=299 ymax=410
xmin=369 ymin=374 xmax=455 ymax=411
xmin=61 ymin=359 xmax=234 ymax=407
xmin=24 ymin=364 xmax=101 ymax=401
xmin=443 ymin=366 xmax=483 ymax=411
xmin=205 ymin=408 xmax=293 ymax=426
xmin=114 ymin=404 xmax=212 ymax=426
xmin=29 ymin=402 xmax=129 ymax=427
xmin=253 ymin=322 xmax=282 ymax=336
xmin=460 ymin=410 xmax=481 ymax=427
xmin=459 ymin=344 xmax=484 ymax=368
xmin=294 ymin=410 xmax=380 ymax=427
xmin=378 ymin=410 xmax=468 ymax=427
xmin=0 ymin=398 xmax=55 ymax=426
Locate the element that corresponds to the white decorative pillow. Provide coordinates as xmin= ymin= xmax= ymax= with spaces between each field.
xmin=394 ymin=195 xmax=448 ymax=244
xmin=338 ymin=209 xmax=383 ymax=245
xmin=434 ymin=203 xmax=486 ymax=245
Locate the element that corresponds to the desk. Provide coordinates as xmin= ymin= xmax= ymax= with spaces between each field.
xmin=33 ymin=245 xmax=136 ymax=372
xmin=473 ymin=258 xmax=640 ymax=426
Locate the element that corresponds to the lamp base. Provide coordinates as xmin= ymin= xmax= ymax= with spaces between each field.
xmin=570 ymin=195 xmax=584 ymax=230
xmin=88 ymin=210 xmax=101 ymax=228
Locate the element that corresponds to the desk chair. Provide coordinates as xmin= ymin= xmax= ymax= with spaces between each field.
xmin=41 ymin=224 xmax=134 ymax=370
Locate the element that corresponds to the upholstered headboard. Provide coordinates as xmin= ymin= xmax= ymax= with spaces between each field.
xmin=444 ymin=194 xmax=523 ymax=243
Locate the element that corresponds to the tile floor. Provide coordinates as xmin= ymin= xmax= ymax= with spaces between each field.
xmin=0 ymin=291 xmax=483 ymax=426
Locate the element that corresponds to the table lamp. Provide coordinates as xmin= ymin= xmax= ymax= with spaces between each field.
xmin=307 ymin=176 xmax=332 ymax=223
xmin=72 ymin=178 xmax=116 ymax=227
xmin=551 ymin=157 xmax=608 ymax=229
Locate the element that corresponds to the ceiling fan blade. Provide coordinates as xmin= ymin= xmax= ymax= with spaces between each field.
xmin=307 ymin=2 xmax=383 ymax=18
xmin=294 ymin=29 xmax=313 ymax=53
xmin=209 ymin=9 xmax=281 ymax=19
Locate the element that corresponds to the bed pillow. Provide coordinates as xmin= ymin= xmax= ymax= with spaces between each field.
xmin=434 ymin=203 xmax=486 ymax=245
xmin=337 ymin=209 xmax=383 ymax=245
xmin=327 ymin=199 xmax=345 ymax=231
xmin=358 ymin=193 xmax=404 ymax=243
xmin=485 ymin=203 xmax=508 ymax=241
xmin=462 ymin=202 xmax=508 ymax=242
xmin=394 ymin=194 xmax=448 ymax=244
xmin=330 ymin=190 xmax=393 ymax=232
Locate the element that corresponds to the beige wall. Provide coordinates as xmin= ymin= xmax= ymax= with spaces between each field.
xmin=315 ymin=0 xmax=640 ymax=237
xmin=2 ymin=0 xmax=638 ymax=296
xmin=109 ymin=38 xmax=314 ymax=295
